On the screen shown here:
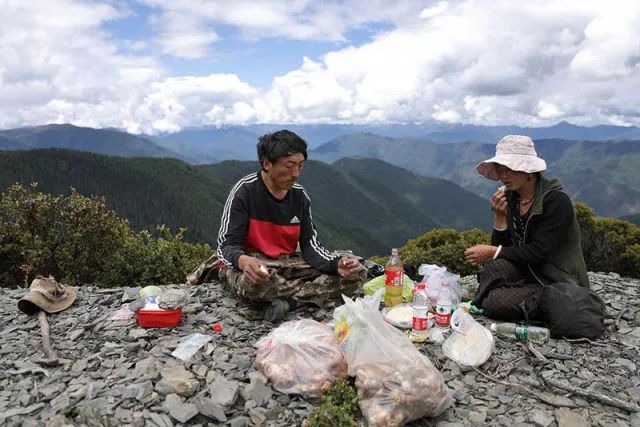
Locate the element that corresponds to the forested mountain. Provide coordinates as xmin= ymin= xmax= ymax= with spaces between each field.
xmin=2 ymin=123 xmax=637 ymax=219
xmin=311 ymin=135 xmax=640 ymax=218
xmin=0 ymin=149 xmax=491 ymax=256
xmin=0 ymin=124 xmax=179 ymax=159
xmin=0 ymin=149 xmax=228 ymax=243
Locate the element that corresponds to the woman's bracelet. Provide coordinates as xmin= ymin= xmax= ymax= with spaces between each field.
xmin=493 ymin=245 xmax=502 ymax=259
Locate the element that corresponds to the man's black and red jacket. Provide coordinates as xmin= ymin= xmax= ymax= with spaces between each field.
xmin=216 ymin=172 xmax=340 ymax=274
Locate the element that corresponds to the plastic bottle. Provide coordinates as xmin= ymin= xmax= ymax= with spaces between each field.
xmin=490 ymin=322 xmax=550 ymax=344
xmin=384 ymin=248 xmax=404 ymax=307
xmin=410 ymin=283 xmax=429 ymax=343
xmin=435 ymin=283 xmax=452 ymax=328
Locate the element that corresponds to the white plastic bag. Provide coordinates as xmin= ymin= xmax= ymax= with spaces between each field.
xmin=418 ymin=264 xmax=462 ymax=307
xmin=442 ymin=308 xmax=494 ymax=367
xmin=255 ymin=319 xmax=347 ymax=398
xmin=332 ymin=290 xmax=452 ymax=426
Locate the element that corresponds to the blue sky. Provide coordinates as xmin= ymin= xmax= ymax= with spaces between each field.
xmin=103 ymin=2 xmax=389 ymax=89
xmin=1 ymin=0 xmax=639 ymax=134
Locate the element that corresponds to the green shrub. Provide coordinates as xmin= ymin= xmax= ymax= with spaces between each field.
xmin=398 ymin=228 xmax=490 ymax=276
xmin=575 ymin=203 xmax=640 ymax=278
xmin=0 ymin=184 xmax=212 ymax=288
xmin=306 ymin=379 xmax=360 ymax=427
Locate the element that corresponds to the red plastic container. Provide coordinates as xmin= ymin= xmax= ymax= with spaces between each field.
xmin=136 ymin=307 xmax=182 ymax=328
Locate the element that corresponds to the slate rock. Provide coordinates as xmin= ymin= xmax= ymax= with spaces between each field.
xmin=194 ymin=396 xmax=228 ymax=422
xmin=554 ymin=408 xmax=589 ymax=427
xmin=209 ymin=376 xmax=240 ymax=407
xmin=163 ymin=393 xmax=198 ymax=424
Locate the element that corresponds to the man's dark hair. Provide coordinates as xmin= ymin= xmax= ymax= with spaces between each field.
xmin=257 ymin=130 xmax=308 ymax=167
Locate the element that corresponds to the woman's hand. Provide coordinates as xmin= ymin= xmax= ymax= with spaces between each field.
xmin=491 ymin=189 xmax=508 ymax=216
xmin=491 ymin=189 xmax=508 ymax=230
xmin=337 ymin=257 xmax=363 ymax=280
xmin=464 ymin=245 xmax=498 ymax=267
xmin=238 ymin=255 xmax=270 ymax=285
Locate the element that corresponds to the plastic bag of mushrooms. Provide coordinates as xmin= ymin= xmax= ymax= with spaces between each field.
xmin=255 ymin=319 xmax=348 ymax=398
xmin=332 ymin=290 xmax=452 ymax=426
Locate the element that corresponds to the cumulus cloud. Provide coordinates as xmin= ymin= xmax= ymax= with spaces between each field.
xmin=254 ymin=0 xmax=640 ymax=126
xmin=1 ymin=0 xmax=640 ymax=132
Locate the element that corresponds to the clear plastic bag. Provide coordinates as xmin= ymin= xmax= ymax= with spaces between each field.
xmin=332 ymin=290 xmax=452 ymax=426
xmin=418 ymin=264 xmax=462 ymax=308
xmin=254 ymin=319 xmax=347 ymax=398
xmin=442 ymin=308 xmax=494 ymax=367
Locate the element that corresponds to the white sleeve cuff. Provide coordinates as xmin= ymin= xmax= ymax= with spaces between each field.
xmin=493 ymin=245 xmax=502 ymax=259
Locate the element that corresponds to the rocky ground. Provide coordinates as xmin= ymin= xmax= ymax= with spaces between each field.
xmin=1 ymin=272 xmax=639 ymax=427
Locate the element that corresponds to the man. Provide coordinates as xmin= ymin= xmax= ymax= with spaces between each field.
xmin=216 ymin=130 xmax=364 ymax=322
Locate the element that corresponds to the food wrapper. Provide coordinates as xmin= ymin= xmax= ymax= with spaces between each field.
xmin=255 ymin=319 xmax=347 ymax=398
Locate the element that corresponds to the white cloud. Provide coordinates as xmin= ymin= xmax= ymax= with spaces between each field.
xmin=2 ymin=0 xmax=640 ymax=132
xmin=252 ymin=0 xmax=640 ymax=126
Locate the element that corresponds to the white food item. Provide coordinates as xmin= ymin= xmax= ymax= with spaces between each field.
xmin=386 ymin=305 xmax=413 ymax=324
xmin=498 ymin=185 xmax=506 ymax=192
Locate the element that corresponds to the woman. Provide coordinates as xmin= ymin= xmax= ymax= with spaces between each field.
xmin=464 ymin=135 xmax=589 ymax=320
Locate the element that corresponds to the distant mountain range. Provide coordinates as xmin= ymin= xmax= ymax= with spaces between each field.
xmin=310 ymin=134 xmax=640 ymax=218
xmin=4 ymin=121 xmax=640 ymax=164
xmin=0 ymin=149 xmax=491 ymax=256
xmin=1 ymin=123 xmax=639 ymax=219
xmin=0 ymin=124 xmax=177 ymax=158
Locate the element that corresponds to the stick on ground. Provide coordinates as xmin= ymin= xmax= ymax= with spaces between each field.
xmin=37 ymin=310 xmax=58 ymax=363
xmin=546 ymin=377 xmax=640 ymax=413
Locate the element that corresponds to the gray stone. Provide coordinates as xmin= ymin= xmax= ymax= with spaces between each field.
xmin=159 ymin=365 xmax=199 ymax=397
xmin=241 ymin=377 xmax=273 ymax=407
xmin=71 ymin=358 xmax=88 ymax=373
xmin=615 ymin=357 xmax=637 ymax=371
xmin=229 ymin=415 xmax=250 ymax=427
xmin=163 ymin=393 xmax=198 ymax=424
xmin=85 ymin=381 xmax=106 ymax=400
xmin=136 ymin=381 xmax=154 ymax=401
xmin=554 ymin=408 xmax=589 ymax=427
xmin=128 ymin=328 xmax=148 ymax=339
xmin=209 ymin=376 xmax=240 ymax=407
xmin=630 ymin=412 xmax=640 ymax=427
xmin=194 ymin=397 xmax=228 ymax=422
xmin=528 ymin=409 xmax=554 ymax=427
xmin=468 ymin=411 xmax=487 ymax=424
xmin=248 ymin=407 xmax=267 ymax=426
xmin=146 ymin=411 xmax=173 ymax=427
xmin=122 ymin=287 xmax=139 ymax=302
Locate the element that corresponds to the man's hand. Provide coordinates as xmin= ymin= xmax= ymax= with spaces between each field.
xmin=464 ymin=245 xmax=498 ymax=267
xmin=337 ymin=257 xmax=363 ymax=280
xmin=238 ymin=255 xmax=270 ymax=285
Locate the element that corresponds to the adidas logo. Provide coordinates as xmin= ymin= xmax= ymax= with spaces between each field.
xmin=290 ymin=216 xmax=300 ymax=224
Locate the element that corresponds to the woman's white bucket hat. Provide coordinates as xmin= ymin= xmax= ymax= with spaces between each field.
xmin=477 ymin=135 xmax=547 ymax=181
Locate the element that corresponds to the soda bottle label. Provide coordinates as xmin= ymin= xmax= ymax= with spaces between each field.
xmin=435 ymin=305 xmax=451 ymax=326
xmin=412 ymin=316 xmax=428 ymax=331
xmin=385 ymin=270 xmax=403 ymax=286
